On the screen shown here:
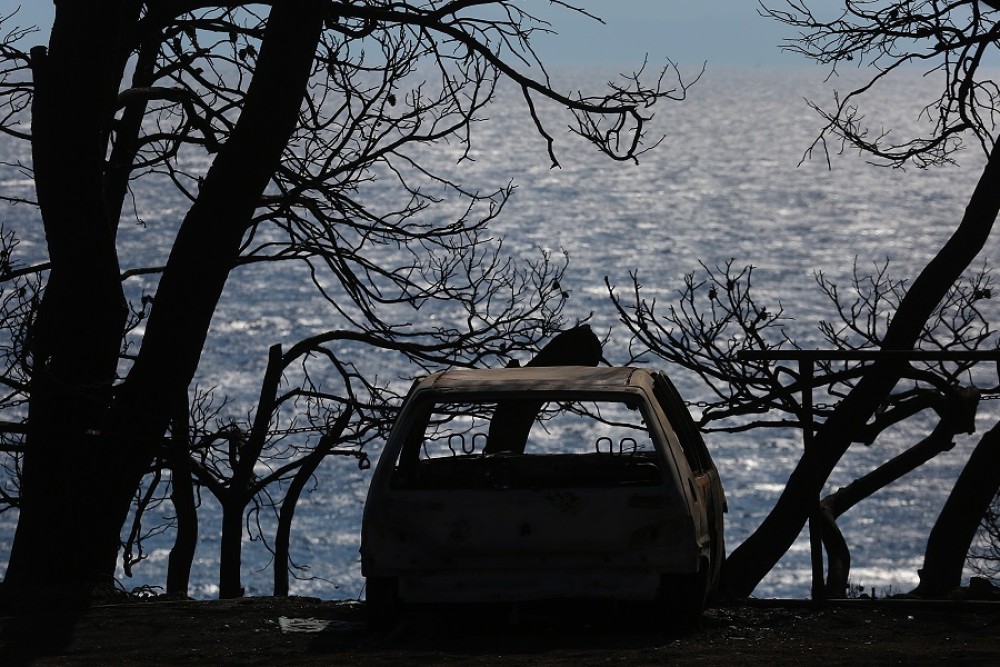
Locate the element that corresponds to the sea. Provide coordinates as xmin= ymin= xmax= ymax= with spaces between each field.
xmin=2 ymin=66 xmax=999 ymax=600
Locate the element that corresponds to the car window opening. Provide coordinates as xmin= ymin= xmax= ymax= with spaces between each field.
xmin=392 ymin=398 xmax=663 ymax=490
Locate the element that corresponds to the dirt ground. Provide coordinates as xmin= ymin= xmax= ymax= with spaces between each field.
xmin=1 ymin=595 xmax=998 ymax=666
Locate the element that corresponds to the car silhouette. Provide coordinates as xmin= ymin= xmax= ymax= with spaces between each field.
xmin=360 ymin=366 xmax=726 ymax=627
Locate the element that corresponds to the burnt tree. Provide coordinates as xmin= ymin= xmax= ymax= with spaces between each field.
xmin=714 ymin=0 xmax=1000 ymax=598
xmin=612 ymin=256 xmax=1000 ymax=597
xmin=0 ymin=2 xmax=687 ymax=600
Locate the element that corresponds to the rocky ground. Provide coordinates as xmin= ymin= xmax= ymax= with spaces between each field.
xmin=1 ymin=595 xmax=998 ymax=665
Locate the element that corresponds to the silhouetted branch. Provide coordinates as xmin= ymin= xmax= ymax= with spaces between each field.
xmin=762 ymin=0 xmax=1000 ymax=166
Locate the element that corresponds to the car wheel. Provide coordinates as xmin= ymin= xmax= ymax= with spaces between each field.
xmin=658 ymin=561 xmax=710 ymax=630
xmin=365 ymin=576 xmax=401 ymax=630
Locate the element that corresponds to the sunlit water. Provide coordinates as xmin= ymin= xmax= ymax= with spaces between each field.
xmin=2 ymin=67 xmax=999 ymax=600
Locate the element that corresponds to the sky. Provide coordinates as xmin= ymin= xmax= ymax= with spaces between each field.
xmin=529 ymin=1 xmax=818 ymax=67
xmin=1 ymin=1 xmax=840 ymax=68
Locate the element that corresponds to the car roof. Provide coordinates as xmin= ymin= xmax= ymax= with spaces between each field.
xmin=419 ymin=366 xmax=655 ymax=393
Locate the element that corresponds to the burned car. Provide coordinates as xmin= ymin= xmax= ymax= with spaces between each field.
xmin=360 ymin=366 xmax=725 ymax=626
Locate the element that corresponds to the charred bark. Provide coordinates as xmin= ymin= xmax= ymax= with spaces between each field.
xmin=218 ymin=497 xmax=246 ymax=599
xmin=819 ymin=507 xmax=850 ymax=599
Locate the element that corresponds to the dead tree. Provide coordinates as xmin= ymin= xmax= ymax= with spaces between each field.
xmin=681 ymin=0 xmax=1000 ymax=597
xmin=611 ymin=257 xmax=1000 ymax=597
xmin=0 ymin=3 xmax=689 ymax=600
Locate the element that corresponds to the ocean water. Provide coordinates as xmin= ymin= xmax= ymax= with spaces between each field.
xmin=2 ymin=66 xmax=998 ymax=600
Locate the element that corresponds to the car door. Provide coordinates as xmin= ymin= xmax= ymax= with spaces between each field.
xmin=651 ymin=372 xmax=727 ymax=584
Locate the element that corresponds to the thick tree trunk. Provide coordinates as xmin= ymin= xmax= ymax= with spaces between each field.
xmin=5 ymin=2 xmax=325 ymax=599
xmin=723 ymin=142 xmax=1000 ymax=598
xmin=485 ymin=325 xmax=602 ymax=454
xmin=913 ymin=421 xmax=1000 ymax=597
xmin=166 ymin=450 xmax=198 ymax=597
xmin=819 ymin=507 xmax=850 ymax=598
xmin=105 ymin=38 xmax=158 ymax=232
xmin=106 ymin=2 xmax=325 ymax=589
xmin=4 ymin=2 xmax=137 ymax=595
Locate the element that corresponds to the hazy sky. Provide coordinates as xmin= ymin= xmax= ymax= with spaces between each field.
xmin=530 ymin=1 xmax=822 ymax=67
xmin=2 ymin=1 xmax=841 ymax=67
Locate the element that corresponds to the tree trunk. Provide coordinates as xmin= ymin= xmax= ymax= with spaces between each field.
xmin=819 ymin=507 xmax=850 ymax=598
xmin=215 ymin=344 xmax=284 ymax=598
xmin=166 ymin=395 xmax=197 ymax=597
xmin=485 ymin=325 xmax=602 ymax=454
xmin=913 ymin=421 xmax=1000 ymax=597
xmin=274 ymin=448 xmax=328 ymax=598
xmin=4 ymin=2 xmax=138 ymax=595
xmin=273 ymin=406 xmax=354 ymax=596
xmin=821 ymin=415 xmax=964 ymax=597
xmin=105 ymin=38 xmax=158 ymax=232
xmin=5 ymin=2 xmax=326 ymax=598
xmin=218 ymin=497 xmax=246 ymax=599
xmin=166 ymin=452 xmax=198 ymax=597
xmin=723 ymin=142 xmax=1000 ymax=598
xmin=105 ymin=1 xmax=323 ymax=582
